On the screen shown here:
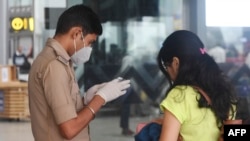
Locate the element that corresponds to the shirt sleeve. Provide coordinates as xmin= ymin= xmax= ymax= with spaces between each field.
xmin=160 ymin=87 xmax=189 ymax=124
xmin=43 ymin=60 xmax=77 ymax=124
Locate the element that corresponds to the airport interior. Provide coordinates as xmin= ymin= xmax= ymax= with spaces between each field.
xmin=0 ymin=0 xmax=250 ymax=141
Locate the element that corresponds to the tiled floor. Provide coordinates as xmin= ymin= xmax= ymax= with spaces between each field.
xmin=0 ymin=115 xmax=153 ymax=141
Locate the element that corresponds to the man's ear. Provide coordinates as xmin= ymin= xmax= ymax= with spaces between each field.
xmin=69 ymin=27 xmax=82 ymax=39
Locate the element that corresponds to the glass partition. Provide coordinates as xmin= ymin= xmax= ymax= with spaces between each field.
xmin=206 ymin=0 xmax=250 ymax=119
xmin=77 ymin=0 xmax=183 ymax=112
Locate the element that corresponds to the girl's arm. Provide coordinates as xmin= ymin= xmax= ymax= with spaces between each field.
xmin=159 ymin=109 xmax=181 ymax=141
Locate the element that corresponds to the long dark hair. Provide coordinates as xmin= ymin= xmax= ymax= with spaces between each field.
xmin=157 ymin=30 xmax=238 ymax=125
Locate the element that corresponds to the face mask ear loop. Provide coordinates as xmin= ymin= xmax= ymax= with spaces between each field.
xmin=83 ymin=40 xmax=86 ymax=47
xmin=73 ymin=38 xmax=76 ymax=55
xmin=81 ymin=32 xmax=86 ymax=47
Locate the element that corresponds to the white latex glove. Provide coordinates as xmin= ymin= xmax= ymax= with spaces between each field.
xmin=84 ymin=83 xmax=106 ymax=105
xmin=96 ymin=77 xmax=131 ymax=104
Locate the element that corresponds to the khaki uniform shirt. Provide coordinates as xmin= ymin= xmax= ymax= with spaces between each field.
xmin=28 ymin=38 xmax=90 ymax=141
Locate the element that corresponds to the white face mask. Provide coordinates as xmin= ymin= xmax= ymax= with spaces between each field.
xmin=71 ymin=37 xmax=92 ymax=65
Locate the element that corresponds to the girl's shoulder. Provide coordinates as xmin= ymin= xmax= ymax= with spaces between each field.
xmin=167 ymin=85 xmax=200 ymax=102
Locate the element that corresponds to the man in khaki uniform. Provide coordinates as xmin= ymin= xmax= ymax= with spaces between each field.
xmin=28 ymin=4 xmax=131 ymax=141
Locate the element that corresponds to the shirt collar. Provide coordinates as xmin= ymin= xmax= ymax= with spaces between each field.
xmin=46 ymin=38 xmax=71 ymax=62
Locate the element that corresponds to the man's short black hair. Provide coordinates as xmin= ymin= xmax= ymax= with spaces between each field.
xmin=55 ymin=4 xmax=102 ymax=36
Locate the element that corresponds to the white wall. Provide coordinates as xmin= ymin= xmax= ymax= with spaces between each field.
xmin=33 ymin=0 xmax=66 ymax=58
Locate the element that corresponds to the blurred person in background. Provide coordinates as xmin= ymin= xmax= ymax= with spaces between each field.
xmin=119 ymin=87 xmax=135 ymax=136
xmin=13 ymin=46 xmax=32 ymax=74
xmin=208 ymin=43 xmax=226 ymax=63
